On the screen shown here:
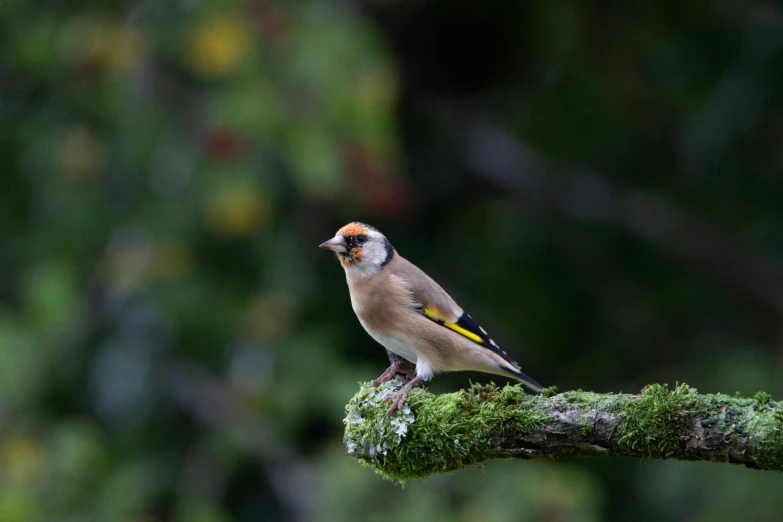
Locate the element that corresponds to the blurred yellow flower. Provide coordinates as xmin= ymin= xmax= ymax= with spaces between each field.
xmin=205 ymin=186 xmax=271 ymax=236
xmin=187 ymin=18 xmax=251 ymax=79
xmin=103 ymin=232 xmax=153 ymax=294
xmin=149 ymin=240 xmax=195 ymax=281
xmin=54 ymin=124 xmax=105 ymax=181
xmin=1 ymin=438 xmax=46 ymax=486
xmin=243 ymin=293 xmax=293 ymax=339
xmin=354 ymin=66 xmax=397 ymax=112
xmin=103 ymin=236 xmax=194 ymax=293
xmin=59 ymin=17 xmax=144 ymax=72
xmin=94 ymin=24 xmax=144 ymax=72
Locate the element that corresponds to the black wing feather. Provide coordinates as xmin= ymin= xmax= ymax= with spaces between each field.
xmin=417 ymin=307 xmax=544 ymax=392
xmin=455 ymin=313 xmax=520 ymax=368
xmin=415 ymin=305 xmax=518 ymax=368
xmin=457 ymin=314 xmax=543 ymax=390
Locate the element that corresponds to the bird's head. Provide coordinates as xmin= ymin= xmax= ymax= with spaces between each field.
xmin=319 ymin=222 xmax=395 ymax=274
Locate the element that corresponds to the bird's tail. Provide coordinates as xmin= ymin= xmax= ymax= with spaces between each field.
xmin=507 ymin=368 xmax=544 ymax=393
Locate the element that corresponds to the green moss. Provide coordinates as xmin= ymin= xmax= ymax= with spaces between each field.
xmin=617 ymin=383 xmax=698 ymax=458
xmin=344 ymin=379 xmax=548 ymax=482
xmin=543 ymin=385 xmax=559 ymax=398
xmin=345 ymin=381 xmax=783 ymax=479
xmin=580 ymin=423 xmax=594 ymax=436
xmin=754 ymin=391 xmax=772 ymax=406
xmin=755 ymin=421 xmax=783 ymax=466
xmin=751 ymin=395 xmax=783 ymax=468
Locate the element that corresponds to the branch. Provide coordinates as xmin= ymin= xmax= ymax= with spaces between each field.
xmin=344 ymin=380 xmax=783 ymax=481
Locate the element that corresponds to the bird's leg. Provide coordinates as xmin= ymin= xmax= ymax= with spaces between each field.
xmin=397 ymin=362 xmax=416 ymax=380
xmin=370 ymin=359 xmax=416 ymax=387
xmin=371 ymin=350 xmax=416 ymax=386
xmin=383 ymin=375 xmax=424 ymax=417
xmin=370 ymin=364 xmax=397 ymax=387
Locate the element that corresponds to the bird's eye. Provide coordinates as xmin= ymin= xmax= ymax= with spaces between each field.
xmin=355 ymin=235 xmax=367 ymax=245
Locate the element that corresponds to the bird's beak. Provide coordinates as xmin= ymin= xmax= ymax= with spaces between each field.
xmin=319 ymin=235 xmax=347 ymax=253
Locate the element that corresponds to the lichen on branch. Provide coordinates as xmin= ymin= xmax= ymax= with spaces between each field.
xmin=343 ymin=379 xmax=783 ymax=482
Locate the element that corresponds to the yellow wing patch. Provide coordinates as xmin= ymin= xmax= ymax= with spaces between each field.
xmin=423 ymin=305 xmax=484 ymax=344
xmin=443 ymin=322 xmax=483 ymax=343
xmin=423 ymin=306 xmax=445 ymax=321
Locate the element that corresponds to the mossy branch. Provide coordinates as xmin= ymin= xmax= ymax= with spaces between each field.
xmin=343 ymin=380 xmax=783 ymax=481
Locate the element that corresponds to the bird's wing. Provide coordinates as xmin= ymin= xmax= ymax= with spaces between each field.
xmin=391 ymin=256 xmax=521 ymax=368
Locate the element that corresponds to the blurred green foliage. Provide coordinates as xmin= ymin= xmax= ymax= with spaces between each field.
xmin=1 ymin=0 xmax=783 ymax=520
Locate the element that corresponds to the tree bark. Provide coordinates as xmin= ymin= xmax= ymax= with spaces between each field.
xmin=343 ymin=380 xmax=783 ymax=481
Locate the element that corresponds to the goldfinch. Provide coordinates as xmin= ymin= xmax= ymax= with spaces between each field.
xmin=320 ymin=222 xmax=543 ymax=416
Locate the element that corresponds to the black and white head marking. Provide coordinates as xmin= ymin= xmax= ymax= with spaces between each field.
xmin=337 ymin=223 xmax=395 ymax=275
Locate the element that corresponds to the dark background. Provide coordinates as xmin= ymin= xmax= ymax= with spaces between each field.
xmin=1 ymin=0 xmax=783 ymax=520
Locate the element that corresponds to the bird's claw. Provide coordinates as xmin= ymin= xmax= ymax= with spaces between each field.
xmin=384 ymin=392 xmax=407 ymax=417
xmin=370 ymin=360 xmax=416 ymax=387
xmin=382 ymin=376 xmax=424 ymax=417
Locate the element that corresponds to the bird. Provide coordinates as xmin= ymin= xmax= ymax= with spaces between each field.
xmin=320 ymin=222 xmax=543 ymax=416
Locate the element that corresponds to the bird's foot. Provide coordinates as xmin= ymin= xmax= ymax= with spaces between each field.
xmin=383 ymin=376 xmax=424 ymax=417
xmin=371 ymin=360 xmax=416 ymax=387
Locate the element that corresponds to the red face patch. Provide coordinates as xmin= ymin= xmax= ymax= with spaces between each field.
xmin=337 ymin=223 xmax=367 ymax=238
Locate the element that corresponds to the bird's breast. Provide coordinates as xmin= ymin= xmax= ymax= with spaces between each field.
xmin=347 ymin=272 xmax=420 ymax=363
